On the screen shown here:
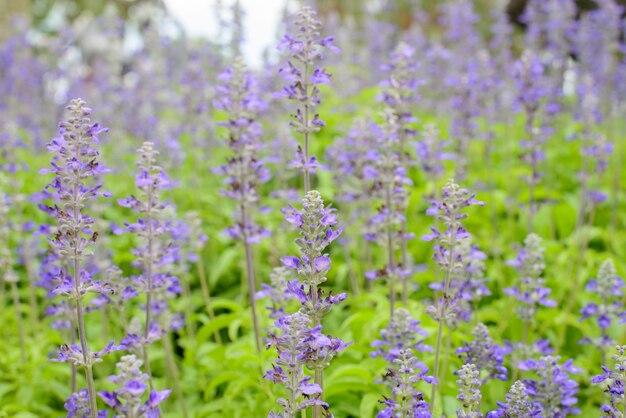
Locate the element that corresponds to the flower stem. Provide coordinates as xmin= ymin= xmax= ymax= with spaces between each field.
xmin=196 ymin=256 xmax=222 ymax=343
xmin=303 ymin=60 xmax=311 ymax=193
xmin=429 ymin=227 xmax=456 ymax=412
xmin=143 ymin=183 xmax=155 ymax=390
xmin=163 ymin=332 xmax=189 ymax=418
xmin=72 ymin=177 xmax=97 ymax=417
xmin=244 ymin=239 xmax=261 ymax=353
xmin=10 ymin=280 xmax=26 ymax=363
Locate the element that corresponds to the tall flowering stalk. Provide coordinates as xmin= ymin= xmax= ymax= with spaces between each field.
xmin=379 ymin=42 xmax=419 ymax=305
xmin=276 ymin=5 xmax=339 ymax=192
xmin=264 ymin=312 xmax=343 ymax=418
xmin=456 ymin=323 xmax=508 ymax=384
xmin=40 ymin=98 xmax=112 ymax=418
xmin=377 ymin=350 xmax=433 ymax=418
xmin=490 ymin=380 xmax=540 ymax=417
xmin=214 ymin=57 xmax=270 ymax=352
xmin=118 ymin=141 xmax=181 ymax=393
xmin=98 ymin=354 xmax=171 ymax=417
xmin=371 ymin=309 xmax=434 ymax=417
xmin=518 ymin=356 xmax=581 ymax=417
xmin=455 ymin=363 xmax=482 ymax=418
xmin=580 ymin=260 xmax=625 ymax=358
xmin=327 ymin=118 xmax=379 ymax=294
xmin=422 ymin=179 xmax=484 ymax=411
xmin=504 ymin=233 xmax=555 ymax=348
xmin=429 ymin=236 xmax=490 ymax=324
xmin=365 ymin=108 xmax=412 ymax=315
xmin=280 ymin=190 xmax=347 ymax=414
xmin=591 ymin=345 xmax=626 ymax=417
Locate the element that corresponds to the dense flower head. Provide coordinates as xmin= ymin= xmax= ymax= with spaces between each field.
xmin=214 ymin=56 xmax=270 ymax=244
xmin=580 ymin=259 xmax=625 ymax=347
xmin=98 ymin=354 xmax=171 ymax=417
xmin=379 ymin=41 xmax=419 ymax=159
xmin=281 ymin=190 xmax=342 ymax=289
xmin=456 ymin=323 xmax=507 ymax=382
xmin=456 ymin=363 xmax=482 ymax=418
xmin=265 ymin=312 xmax=339 ymax=417
xmin=276 ymin=5 xmax=338 ymax=182
xmin=489 ymin=380 xmax=541 ymax=418
xmin=65 ymin=389 xmax=108 ymax=418
xmin=518 ymin=356 xmax=581 ymax=417
xmin=364 ymin=109 xmax=412 ymax=259
xmin=430 ymin=236 xmax=490 ymax=323
xmin=371 ymin=308 xmax=431 ymax=365
xmin=423 ymin=180 xmax=484 ymax=326
xmin=591 ymin=345 xmax=626 ymax=417
xmin=39 ymin=98 xmax=110 ymax=299
xmin=504 ymin=233 xmax=556 ymax=321
xmin=117 ymin=142 xmax=182 ymax=345
xmin=376 ymin=349 xmax=433 ymax=418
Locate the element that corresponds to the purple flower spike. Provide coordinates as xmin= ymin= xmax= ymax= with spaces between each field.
xmin=276 ymin=6 xmax=337 ymax=189
xmin=519 ymin=356 xmax=581 ymax=417
xmin=99 ymin=354 xmax=170 ymax=416
xmin=215 ymin=57 xmax=270 ymax=245
xmin=265 ymin=313 xmax=341 ymax=417
xmin=580 ymin=259 xmax=625 ymax=349
xmin=456 ymin=323 xmax=508 ymax=383
xmin=591 ymin=345 xmax=626 ymax=416
xmin=505 ymin=233 xmax=555 ymax=324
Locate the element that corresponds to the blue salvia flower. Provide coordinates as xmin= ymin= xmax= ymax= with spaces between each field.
xmin=214 ymin=56 xmax=270 ymax=243
xmin=214 ymin=56 xmax=270 ymax=351
xmin=504 ymin=233 xmax=556 ymax=345
xmin=279 ymin=190 xmax=348 ymax=416
xmin=65 ymin=389 xmax=108 ymax=418
xmin=40 ymin=98 xmax=114 ymax=417
xmin=423 ymin=180 xmax=484 ymax=326
xmin=378 ymin=42 xmax=419 ymax=305
xmin=117 ymin=141 xmax=181 ymax=386
xmin=371 ymin=308 xmax=431 ymax=364
xmin=488 ymin=380 xmax=541 ymax=418
xmin=429 ymin=236 xmax=490 ymax=324
xmin=98 ymin=354 xmax=171 ymax=417
xmin=379 ymin=42 xmax=419 ymax=161
xmin=275 ymin=5 xmax=339 ymax=192
xmin=281 ymin=190 xmax=345 ymax=323
xmin=364 ymin=108 xmax=413 ymax=315
xmin=456 ymin=323 xmax=508 ymax=383
xmin=326 ymin=118 xmax=379 ymax=294
xmin=422 ymin=179 xmax=483 ymax=411
xmin=518 ymin=356 xmax=581 ymax=417
xmin=264 ymin=312 xmax=344 ymax=418
xmin=377 ymin=349 xmax=433 ymax=418
xmin=591 ymin=345 xmax=626 ymax=417
xmin=455 ymin=363 xmax=482 ymax=418
xmin=580 ymin=259 xmax=625 ymax=350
